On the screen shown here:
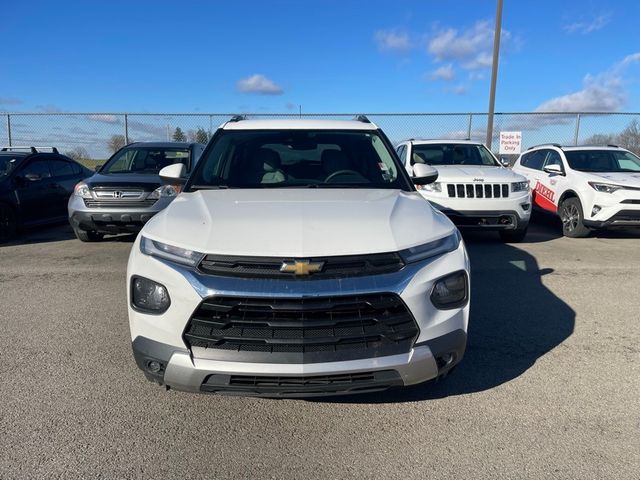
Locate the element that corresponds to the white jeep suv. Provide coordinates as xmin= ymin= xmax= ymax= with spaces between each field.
xmin=395 ymin=140 xmax=531 ymax=242
xmin=512 ymin=144 xmax=640 ymax=237
xmin=127 ymin=117 xmax=470 ymax=397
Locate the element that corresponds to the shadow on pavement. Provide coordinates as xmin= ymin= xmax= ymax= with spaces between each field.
xmin=316 ymin=231 xmax=576 ymax=404
xmin=1 ymin=223 xmax=136 ymax=247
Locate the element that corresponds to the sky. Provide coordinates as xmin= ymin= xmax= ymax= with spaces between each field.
xmin=2 ymin=0 xmax=640 ymax=114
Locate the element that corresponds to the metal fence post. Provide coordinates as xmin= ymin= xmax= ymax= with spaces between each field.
xmin=124 ymin=113 xmax=129 ymax=144
xmin=6 ymin=114 xmax=11 ymax=146
xmin=467 ymin=114 xmax=473 ymax=140
xmin=573 ymin=113 xmax=581 ymax=146
xmin=209 ymin=114 xmax=213 ymax=137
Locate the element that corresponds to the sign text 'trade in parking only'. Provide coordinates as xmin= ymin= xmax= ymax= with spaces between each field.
xmin=499 ymin=131 xmax=522 ymax=154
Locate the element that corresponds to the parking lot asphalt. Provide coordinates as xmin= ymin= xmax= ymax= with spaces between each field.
xmin=0 ymin=217 xmax=639 ymax=479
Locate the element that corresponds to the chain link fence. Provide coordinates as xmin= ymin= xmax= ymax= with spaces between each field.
xmin=2 ymin=112 xmax=639 ymax=162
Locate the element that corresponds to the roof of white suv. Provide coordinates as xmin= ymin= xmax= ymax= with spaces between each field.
xmin=221 ymin=119 xmax=379 ymax=131
xmin=403 ymin=139 xmax=482 ymax=145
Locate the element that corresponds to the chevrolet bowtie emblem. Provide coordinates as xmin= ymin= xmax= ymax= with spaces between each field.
xmin=280 ymin=259 xmax=325 ymax=276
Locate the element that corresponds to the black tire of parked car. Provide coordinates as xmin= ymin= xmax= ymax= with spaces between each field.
xmin=559 ymin=197 xmax=591 ymax=238
xmin=74 ymin=228 xmax=104 ymax=242
xmin=0 ymin=203 xmax=17 ymax=243
xmin=499 ymin=225 xmax=528 ymax=243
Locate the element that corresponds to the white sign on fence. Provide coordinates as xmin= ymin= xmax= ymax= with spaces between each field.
xmin=499 ymin=131 xmax=522 ymax=154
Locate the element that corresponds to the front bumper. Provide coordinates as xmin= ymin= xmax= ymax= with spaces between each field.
xmin=132 ymin=329 xmax=466 ymax=397
xmin=127 ymin=236 xmax=470 ymax=397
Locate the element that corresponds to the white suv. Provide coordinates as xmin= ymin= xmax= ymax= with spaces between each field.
xmin=395 ymin=140 xmax=532 ymax=242
xmin=512 ymin=144 xmax=640 ymax=237
xmin=127 ymin=117 xmax=470 ymax=397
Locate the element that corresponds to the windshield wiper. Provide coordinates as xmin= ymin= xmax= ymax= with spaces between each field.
xmin=190 ymin=184 xmax=231 ymax=190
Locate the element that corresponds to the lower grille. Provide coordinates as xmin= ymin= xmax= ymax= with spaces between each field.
xmin=83 ymin=199 xmax=157 ymax=208
xmin=200 ymin=370 xmax=403 ymax=396
xmin=446 ymin=183 xmax=509 ymax=199
xmin=609 ymin=210 xmax=640 ymax=223
xmin=184 ymin=294 xmax=419 ymax=363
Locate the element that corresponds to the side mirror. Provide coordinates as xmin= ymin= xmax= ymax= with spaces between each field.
xmin=412 ymin=163 xmax=439 ymax=185
xmin=94 ymin=164 xmax=103 ymax=172
xmin=159 ymin=163 xmax=187 ymax=185
xmin=543 ymin=164 xmax=563 ymax=175
xmin=500 ymin=158 xmax=511 ymax=167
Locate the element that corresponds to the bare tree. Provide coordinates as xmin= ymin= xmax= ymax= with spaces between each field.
xmin=108 ymin=134 xmax=128 ymax=153
xmin=65 ymin=146 xmax=90 ymax=161
xmin=173 ymin=127 xmax=187 ymax=142
xmin=617 ymin=119 xmax=640 ymax=155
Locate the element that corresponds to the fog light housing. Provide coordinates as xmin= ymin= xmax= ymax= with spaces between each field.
xmin=131 ymin=276 xmax=170 ymax=313
xmin=431 ymin=270 xmax=468 ymax=310
xmin=521 ymin=203 xmax=530 ymax=211
xmin=146 ymin=360 xmax=163 ymax=373
xmin=591 ymin=205 xmax=602 ymax=216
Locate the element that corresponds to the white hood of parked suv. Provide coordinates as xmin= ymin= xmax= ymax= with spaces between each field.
xmin=585 ymin=171 xmax=640 ymax=188
xmin=142 ymin=189 xmax=455 ymax=257
xmin=432 ymin=165 xmax=525 ymax=183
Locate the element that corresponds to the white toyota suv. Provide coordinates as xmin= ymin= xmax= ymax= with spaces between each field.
xmin=127 ymin=117 xmax=470 ymax=397
xmin=512 ymin=144 xmax=640 ymax=237
xmin=395 ymin=140 xmax=531 ymax=242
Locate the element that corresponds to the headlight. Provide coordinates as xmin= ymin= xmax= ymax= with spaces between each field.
xmin=417 ymin=182 xmax=441 ymax=192
xmin=511 ymin=181 xmax=529 ymax=192
xmin=431 ymin=270 xmax=468 ymax=310
xmin=399 ymin=230 xmax=461 ymax=264
xmin=73 ymin=182 xmax=92 ymax=199
xmin=148 ymin=185 xmax=180 ymax=199
xmin=140 ymin=236 xmax=204 ymax=267
xmin=131 ymin=276 xmax=170 ymax=313
xmin=588 ymin=182 xmax=622 ymax=193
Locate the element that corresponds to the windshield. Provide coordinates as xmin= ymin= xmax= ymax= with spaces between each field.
xmin=101 ymin=147 xmax=191 ymax=174
xmin=565 ymin=150 xmax=640 ymax=172
xmin=0 ymin=154 xmax=24 ymax=179
xmin=188 ymin=130 xmax=409 ymax=190
xmin=412 ymin=143 xmax=498 ymax=166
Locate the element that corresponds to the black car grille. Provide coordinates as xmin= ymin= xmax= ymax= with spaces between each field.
xmin=200 ymin=370 xmax=403 ymax=396
xmin=83 ymin=199 xmax=157 ymax=208
xmin=610 ymin=210 xmax=640 ymax=223
xmin=446 ymin=183 xmax=509 ymax=198
xmin=198 ymin=252 xmax=405 ymax=279
xmin=184 ymin=294 xmax=419 ymax=363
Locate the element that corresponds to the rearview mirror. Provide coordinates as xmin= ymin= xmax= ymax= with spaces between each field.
xmin=159 ymin=163 xmax=187 ymax=185
xmin=543 ymin=164 xmax=563 ymax=175
xmin=412 ymin=163 xmax=439 ymax=185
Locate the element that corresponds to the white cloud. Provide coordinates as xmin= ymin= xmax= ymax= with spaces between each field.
xmin=0 ymin=96 xmax=22 ymax=105
xmin=564 ymin=13 xmax=611 ymax=34
xmin=87 ymin=114 xmax=119 ymax=124
xmin=35 ymin=104 xmax=62 ymax=113
xmin=374 ymin=29 xmax=412 ymax=53
xmin=427 ymin=64 xmax=455 ymax=81
xmin=536 ymin=52 xmax=640 ymax=112
xmin=236 ymin=74 xmax=283 ymax=95
xmin=428 ymin=20 xmax=510 ymax=70
xmin=452 ymin=84 xmax=467 ymax=95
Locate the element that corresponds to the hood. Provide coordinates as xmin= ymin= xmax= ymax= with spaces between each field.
xmin=583 ymin=171 xmax=640 ymax=188
xmin=86 ymin=173 xmax=162 ymax=191
xmin=143 ymin=189 xmax=456 ymax=257
xmin=432 ymin=165 xmax=524 ymax=183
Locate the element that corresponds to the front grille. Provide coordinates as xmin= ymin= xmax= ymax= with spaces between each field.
xmin=609 ymin=210 xmax=640 ymax=223
xmin=446 ymin=183 xmax=509 ymax=199
xmin=200 ymin=370 xmax=403 ymax=396
xmin=83 ymin=199 xmax=157 ymax=208
xmin=184 ymin=294 xmax=419 ymax=363
xmin=198 ymin=252 xmax=405 ymax=279
xmin=620 ymin=199 xmax=640 ymax=204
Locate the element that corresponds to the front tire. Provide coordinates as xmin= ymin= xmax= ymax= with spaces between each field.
xmin=74 ymin=228 xmax=104 ymax=242
xmin=499 ymin=225 xmax=528 ymax=243
xmin=0 ymin=203 xmax=17 ymax=243
xmin=559 ymin=198 xmax=591 ymax=238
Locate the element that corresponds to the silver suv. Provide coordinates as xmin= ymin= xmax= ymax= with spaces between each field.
xmin=68 ymin=142 xmax=204 ymax=241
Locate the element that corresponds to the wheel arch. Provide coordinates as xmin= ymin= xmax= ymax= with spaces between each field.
xmin=558 ymin=189 xmax=581 ymax=207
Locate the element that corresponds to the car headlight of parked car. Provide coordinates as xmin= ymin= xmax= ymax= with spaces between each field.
xmin=417 ymin=182 xmax=441 ymax=192
xmin=140 ymin=236 xmax=204 ymax=267
xmin=399 ymin=230 xmax=461 ymax=264
xmin=511 ymin=181 xmax=529 ymax=192
xmin=148 ymin=185 xmax=180 ymax=199
xmin=73 ymin=182 xmax=92 ymax=199
xmin=588 ymin=182 xmax=622 ymax=193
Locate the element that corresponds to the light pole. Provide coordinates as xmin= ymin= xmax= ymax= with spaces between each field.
xmin=486 ymin=0 xmax=503 ymax=149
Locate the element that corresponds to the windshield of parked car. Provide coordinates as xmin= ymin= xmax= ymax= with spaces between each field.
xmin=101 ymin=147 xmax=191 ymax=174
xmin=412 ymin=143 xmax=499 ymax=167
xmin=564 ymin=150 xmax=640 ymax=172
xmin=0 ymin=154 xmax=24 ymax=179
xmin=188 ymin=130 xmax=409 ymax=190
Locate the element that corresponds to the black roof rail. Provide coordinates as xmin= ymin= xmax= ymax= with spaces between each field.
xmin=228 ymin=114 xmax=246 ymax=123
xmin=607 ymin=144 xmax=620 ymax=148
xmin=527 ymin=143 xmax=562 ymax=150
xmin=353 ymin=114 xmax=371 ymax=123
xmin=1 ymin=146 xmax=59 ymax=154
